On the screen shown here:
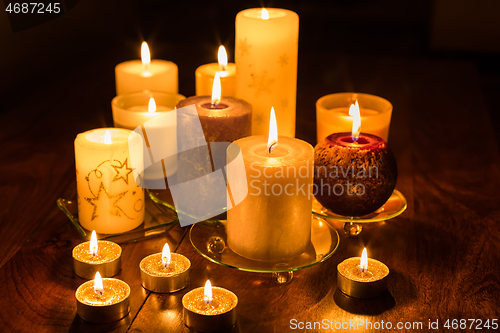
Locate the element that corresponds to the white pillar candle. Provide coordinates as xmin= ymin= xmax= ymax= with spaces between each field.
xmin=227 ymin=109 xmax=313 ymax=261
xmin=115 ymin=42 xmax=178 ymax=95
xmin=235 ymin=8 xmax=299 ymax=137
xmin=196 ymin=45 xmax=236 ymax=97
xmin=112 ymin=91 xmax=184 ymax=179
xmin=75 ymin=128 xmax=144 ymax=234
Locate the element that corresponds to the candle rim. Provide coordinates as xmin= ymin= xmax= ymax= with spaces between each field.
xmin=76 ymin=128 xmax=142 ymax=149
xmin=140 ymin=252 xmax=191 ymax=276
xmin=337 ymin=256 xmax=389 ymax=281
xmin=239 ymin=7 xmax=291 ymax=19
xmin=115 ymin=59 xmax=177 ymax=75
xmin=76 ymin=278 xmax=130 ymax=306
xmin=73 ymin=240 xmax=122 ymax=264
xmin=182 ymin=286 xmax=238 ymax=315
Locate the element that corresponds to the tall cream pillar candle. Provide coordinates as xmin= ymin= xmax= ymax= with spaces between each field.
xmin=227 ymin=110 xmax=313 ymax=261
xmin=115 ymin=42 xmax=178 ymax=95
xmin=75 ymin=128 xmax=144 ymax=234
xmin=196 ymin=46 xmax=236 ymax=97
xmin=235 ymin=8 xmax=299 ymax=137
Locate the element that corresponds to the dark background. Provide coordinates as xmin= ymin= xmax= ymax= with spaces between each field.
xmin=1 ymin=0 xmax=499 ymax=144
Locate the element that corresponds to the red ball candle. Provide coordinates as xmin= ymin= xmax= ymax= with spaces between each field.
xmin=314 ymin=132 xmax=397 ymax=216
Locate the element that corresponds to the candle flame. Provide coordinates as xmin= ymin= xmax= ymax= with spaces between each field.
xmin=218 ymin=45 xmax=228 ymax=72
xmin=148 ymin=97 xmax=157 ymax=113
xmin=267 ymin=107 xmax=278 ymax=153
xmin=94 ymin=272 xmax=104 ymax=295
xmin=104 ymin=130 xmax=112 ymax=144
xmin=162 ymin=243 xmax=171 ymax=268
xmin=204 ymin=280 xmax=213 ymax=305
xmin=349 ymin=100 xmax=361 ymax=142
xmin=261 ymin=8 xmax=269 ymax=20
xmin=211 ymin=72 xmax=221 ymax=107
xmin=90 ymin=230 xmax=98 ymax=257
xmin=360 ymin=248 xmax=368 ymax=273
xmin=141 ymin=42 xmax=151 ymax=66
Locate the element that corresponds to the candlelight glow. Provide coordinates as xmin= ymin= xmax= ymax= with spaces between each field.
xmin=204 ymin=280 xmax=213 ymax=305
xmin=104 ymin=130 xmax=112 ymax=144
xmin=90 ymin=230 xmax=98 ymax=256
xmin=94 ymin=272 xmax=104 ymax=295
xmin=162 ymin=243 xmax=171 ymax=268
xmin=148 ymin=97 xmax=157 ymax=113
xmin=141 ymin=42 xmax=151 ymax=66
xmin=218 ymin=45 xmax=228 ymax=72
xmin=267 ymin=107 xmax=278 ymax=153
xmin=211 ymin=72 xmax=221 ymax=106
xmin=261 ymin=8 xmax=269 ymax=20
xmin=349 ymin=100 xmax=361 ymax=142
xmin=360 ymin=248 xmax=368 ymax=273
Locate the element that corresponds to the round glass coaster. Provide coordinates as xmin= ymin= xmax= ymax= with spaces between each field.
xmin=312 ymin=189 xmax=407 ymax=223
xmin=189 ymin=215 xmax=340 ymax=273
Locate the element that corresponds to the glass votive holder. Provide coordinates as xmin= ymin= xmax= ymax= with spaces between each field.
xmin=111 ymin=91 xmax=185 ymax=181
xmin=316 ymin=92 xmax=392 ymax=143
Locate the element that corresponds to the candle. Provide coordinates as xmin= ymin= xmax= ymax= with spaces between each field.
xmin=226 ymin=108 xmax=314 ymax=261
xmin=337 ymin=248 xmax=389 ymax=298
xmin=236 ymin=8 xmax=299 ymax=137
xmin=316 ymin=92 xmax=393 ymax=143
xmin=314 ymin=102 xmax=397 ymax=216
xmin=75 ymin=128 xmax=144 ymax=234
xmin=140 ymin=243 xmax=191 ymax=293
xmin=73 ymin=230 xmax=121 ymax=279
xmin=196 ymin=45 xmax=236 ymax=97
xmin=176 ymin=73 xmax=252 ymax=144
xmin=115 ymin=41 xmax=178 ymax=95
xmin=182 ymin=280 xmax=238 ymax=332
xmin=112 ymin=91 xmax=184 ymax=179
xmin=76 ymin=272 xmax=131 ymax=323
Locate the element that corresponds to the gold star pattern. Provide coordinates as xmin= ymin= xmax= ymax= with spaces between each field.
xmin=239 ymin=38 xmax=251 ymax=57
xmin=248 ymin=71 xmax=275 ymax=98
xmin=278 ymin=53 xmax=289 ymax=67
xmin=254 ymin=113 xmax=264 ymax=126
xmin=112 ymin=158 xmax=133 ymax=185
xmin=85 ymin=183 xmax=128 ymax=221
xmin=280 ymin=98 xmax=289 ymax=109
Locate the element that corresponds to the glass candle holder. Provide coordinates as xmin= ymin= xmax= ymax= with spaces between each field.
xmin=316 ymin=92 xmax=392 ymax=143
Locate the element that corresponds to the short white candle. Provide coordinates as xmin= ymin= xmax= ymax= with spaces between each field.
xmin=196 ymin=45 xmax=236 ymax=97
xmin=115 ymin=42 xmax=178 ymax=95
xmin=74 ymin=128 xmax=144 ymax=234
xmin=235 ymin=8 xmax=299 ymax=137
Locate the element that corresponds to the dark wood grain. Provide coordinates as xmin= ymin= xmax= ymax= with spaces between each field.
xmin=0 ymin=51 xmax=499 ymax=332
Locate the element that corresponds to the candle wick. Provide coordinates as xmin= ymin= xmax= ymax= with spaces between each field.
xmin=268 ymin=142 xmax=277 ymax=153
xmin=220 ymin=64 xmax=226 ymax=72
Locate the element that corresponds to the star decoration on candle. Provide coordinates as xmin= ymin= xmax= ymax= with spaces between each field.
xmin=277 ymin=53 xmax=289 ymax=67
xmin=254 ymin=113 xmax=264 ymax=125
xmin=85 ymin=182 xmax=128 ymax=221
xmin=280 ymin=98 xmax=289 ymax=109
xmin=112 ymin=158 xmax=133 ymax=185
xmin=248 ymin=71 xmax=275 ymax=97
xmin=238 ymin=38 xmax=251 ymax=57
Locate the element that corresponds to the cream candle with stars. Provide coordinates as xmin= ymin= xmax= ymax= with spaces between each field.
xmin=75 ymin=128 xmax=145 ymax=234
xmin=235 ymin=8 xmax=299 ymax=137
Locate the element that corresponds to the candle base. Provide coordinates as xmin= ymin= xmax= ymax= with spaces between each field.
xmin=73 ymin=257 xmax=121 ymax=280
xmin=140 ymin=253 xmax=190 ymax=293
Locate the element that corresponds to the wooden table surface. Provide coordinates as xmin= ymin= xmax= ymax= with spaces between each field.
xmin=0 ymin=51 xmax=499 ymax=333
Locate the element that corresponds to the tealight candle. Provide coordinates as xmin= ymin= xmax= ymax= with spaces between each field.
xmin=314 ymin=102 xmax=397 ymax=216
xmin=337 ymin=248 xmax=389 ymax=298
xmin=76 ymin=272 xmax=130 ymax=323
xmin=112 ymin=91 xmax=185 ymax=179
xmin=140 ymin=243 xmax=190 ymax=293
xmin=227 ymin=108 xmax=314 ymax=261
xmin=115 ymin=42 xmax=178 ymax=95
xmin=236 ymin=8 xmax=299 ymax=137
xmin=316 ymin=92 xmax=392 ymax=143
xmin=183 ymin=280 xmax=238 ymax=332
xmin=73 ymin=231 xmax=122 ymax=279
xmin=74 ymin=128 xmax=144 ymax=234
xmin=196 ymin=45 xmax=236 ymax=97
